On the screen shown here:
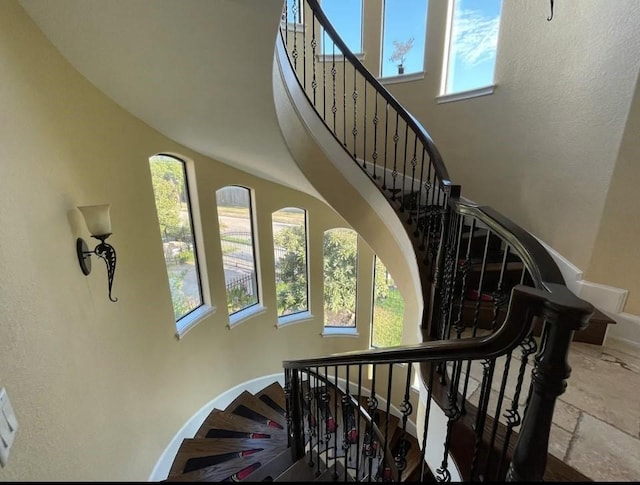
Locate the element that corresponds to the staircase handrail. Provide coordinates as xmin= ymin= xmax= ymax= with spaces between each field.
xmin=450 ymin=197 xmax=565 ymax=289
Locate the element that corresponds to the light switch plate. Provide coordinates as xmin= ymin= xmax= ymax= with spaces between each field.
xmin=0 ymin=388 xmax=18 ymax=467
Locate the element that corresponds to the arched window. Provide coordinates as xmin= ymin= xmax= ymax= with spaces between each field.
xmin=381 ymin=0 xmax=428 ymax=77
xmin=148 ymin=154 xmax=204 ymax=322
xmin=216 ymin=186 xmax=259 ymax=316
xmin=323 ymin=228 xmax=358 ymax=327
xmin=272 ymin=207 xmax=309 ymax=319
xmin=441 ymin=0 xmax=502 ymax=95
xmin=371 ymin=256 xmax=404 ymax=348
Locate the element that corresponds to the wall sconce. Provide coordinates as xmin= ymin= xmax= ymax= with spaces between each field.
xmin=76 ymin=204 xmax=118 ymax=302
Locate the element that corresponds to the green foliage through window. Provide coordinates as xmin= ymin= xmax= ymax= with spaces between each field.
xmin=273 ymin=208 xmax=308 ymax=318
xmin=323 ymin=228 xmax=358 ymax=327
xmin=149 ymin=154 xmax=203 ymax=322
xmin=372 ymin=257 xmax=404 ymax=347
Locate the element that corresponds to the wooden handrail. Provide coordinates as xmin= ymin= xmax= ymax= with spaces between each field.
xmin=284 ymin=284 xmax=587 ymax=369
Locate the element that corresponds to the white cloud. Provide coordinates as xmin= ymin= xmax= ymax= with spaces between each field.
xmin=451 ymin=8 xmax=500 ymax=67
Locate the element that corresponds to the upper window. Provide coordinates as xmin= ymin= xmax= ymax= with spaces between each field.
xmin=273 ymin=207 xmax=309 ymax=319
xmin=442 ymin=0 xmax=502 ymax=94
xmin=149 ymin=154 xmax=204 ymax=322
xmin=216 ymin=186 xmax=260 ymax=316
xmin=371 ymin=257 xmax=404 ymax=348
xmin=323 ymin=228 xmax=358 ymax=328
xmin=381 ymin=0 xmax=428 ymax=77
xmin=282 ymin=0 xmax=303 ymax=25
xmin=321 ymin=0 xmax=363 ymax=54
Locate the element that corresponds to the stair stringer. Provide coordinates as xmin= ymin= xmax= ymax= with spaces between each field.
xmin=272 ymin=37 xmax=423 ymax=347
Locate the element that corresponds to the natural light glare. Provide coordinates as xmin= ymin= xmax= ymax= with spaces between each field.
xmin=444 ymin=0 xmax=502 ymax=94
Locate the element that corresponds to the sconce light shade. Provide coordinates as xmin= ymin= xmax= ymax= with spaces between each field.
xmin=78 ymin=204 xmax=112 ymax=236
xmin=76 ymin=203 xmax=117 ymax=302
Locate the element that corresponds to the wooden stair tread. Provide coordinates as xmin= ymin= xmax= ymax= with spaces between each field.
xmin=274 ymin=450 xmax=321 ymax=481
xmin=225 ymin=390 xmax=287 ymax=430
xmin=168 ymin=437 xmax=283 ymax=478
xmin=166 ymin=446 xmax=285 ymax=482
xmin=195 ymin=409 xmax=286 ymax=440
xmin=255 ymin=381 xmax=287 ymax=416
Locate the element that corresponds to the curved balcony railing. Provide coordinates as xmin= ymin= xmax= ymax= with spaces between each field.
xmin=277 ymin=0 xmax=594 ymax=481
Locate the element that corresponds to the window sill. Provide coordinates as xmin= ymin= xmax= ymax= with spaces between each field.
xmin=379 ymin=71 xmax=425 ymax=85
xmin=316 ymin=52 xmax=366 ymax=63
xmin=228 ymin=304 xmax=267 ymax=328
xmin=277 ymin=311 xmax=314 ymax=328
xmin=321 ymin=327 xmax=359 ymax=338
xmin=436 ymin=85 xmax=496 ymax=104
xmin=175 ymin=305 xmax=216 ymax=340
xmin=280 ymin=21 xmax=305 ymax=32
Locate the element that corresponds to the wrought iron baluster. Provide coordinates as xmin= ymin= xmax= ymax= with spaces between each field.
xmin=372 ymin=94 xmax=379 ymax=180
xmin=311 ymin=12 xmax=317 ymax=105
xmin=498 ymin=334 xmax=537 ymax=479
xmin=352 ymin=65 xmax=358 ymax=159
xmin=331 ymin=43 xmax=337 ymax=133
xmin=333 ymin=365 xmax=339 ymax=480
xmin=382 ymin=102 xmax=389 ymax=190
xmin=407 ymin=134 xmax=418 ymax=225
xmin=362 ymin=83 xmax=367 ymax=170
xmin=453 ymin=218 xmax=477 ymax=339
xmin=366 ymin=364 xmax=378 ymax=482
xmin=399 ymin=122 xmax=409 ymax=212
xmin=419 ymin=364 xmax=435 ymax=482
xmin=394 ymin=364 xmax=413 ymax=481
xmin=391 ymin=112 xmax=400 ymax=200
xmin=414 ymin=147 xmax=426 ymax=238
xmin=356 ymin=364 xmax=363 ymax=480
xmin=292 ymin=1 xmax=298 ymax=71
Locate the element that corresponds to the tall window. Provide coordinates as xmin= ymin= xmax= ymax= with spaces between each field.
xmin=273 ymin=208 xmax=309 ymax=318
xmin=282 ymin=0 xmax=303 ymax=24
xmin=321 ymin=0 xmax=363 ymax=54
xmin=323 ymin=228 xmax=358 ymax=327
xmin=216 ymin=186 xmax=259 ymax=316
xmin=381 ymin=0 xmax=428 ymax=77
xmin=442 ymin=0 xmax=502 ymax=94
xmin=371 ymin=257 xmax=405 ymax=348
xmin=149 ymin=154 xmax=203 ymax=321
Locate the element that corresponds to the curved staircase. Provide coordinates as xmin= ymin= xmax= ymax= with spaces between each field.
xmin=165 ymin=381 xmax=431 ymax=482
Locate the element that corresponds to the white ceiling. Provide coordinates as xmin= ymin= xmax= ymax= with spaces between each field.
xmin=19 ymin=0 xmax=320 ymax=197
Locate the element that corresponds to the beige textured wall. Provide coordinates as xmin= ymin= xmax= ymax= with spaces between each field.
xmin=0 ymin=2 xmax=401 ymax=480
xmin=359 ymin=0 xmax=640 ymax=272
xmin=587 ymin=78 xmax=640 ymax=314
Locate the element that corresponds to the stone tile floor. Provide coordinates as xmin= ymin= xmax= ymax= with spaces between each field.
xmin=460 ymin=337 xmax=640 ymax=482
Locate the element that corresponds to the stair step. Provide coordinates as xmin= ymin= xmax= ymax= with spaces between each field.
xmin=195 ymin=409 xmax=286 ymax=440
xmin=256 ymin=381 xmax=287 ymax=416
xmin=225 ymin=390 xmax=287 ymax=430
xmin=274 ymin=451 xmax=321 ymax=481
xmin=168 ymin=437 xmax=282 ymax=478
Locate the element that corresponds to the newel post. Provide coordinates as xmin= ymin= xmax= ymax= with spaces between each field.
xmin=506 ymin=285 xmax=593 ymax=481
xmin=286 ymin=368 xmax=305 ymax=462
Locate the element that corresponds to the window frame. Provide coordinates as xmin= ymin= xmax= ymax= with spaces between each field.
xmin=148 ymin=153 xmax=211 ymax=338
xmin=272 ymin=207 xmax=311 ymax=324
xmin=216 ymin=185 xmax=262 ymax=322
xmin=439 ymin=0 xmax=502 ymax=100
xmin=322 ymin=227 xmax=359 ymax=330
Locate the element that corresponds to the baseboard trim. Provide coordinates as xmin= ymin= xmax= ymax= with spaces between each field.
xmin=148 ymin=372 xmax=285 ymax=481
xmin=535 ymin=238 xmax=639 ymax=346
xmin=608 ymin=312 xmax=640 ymax=347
